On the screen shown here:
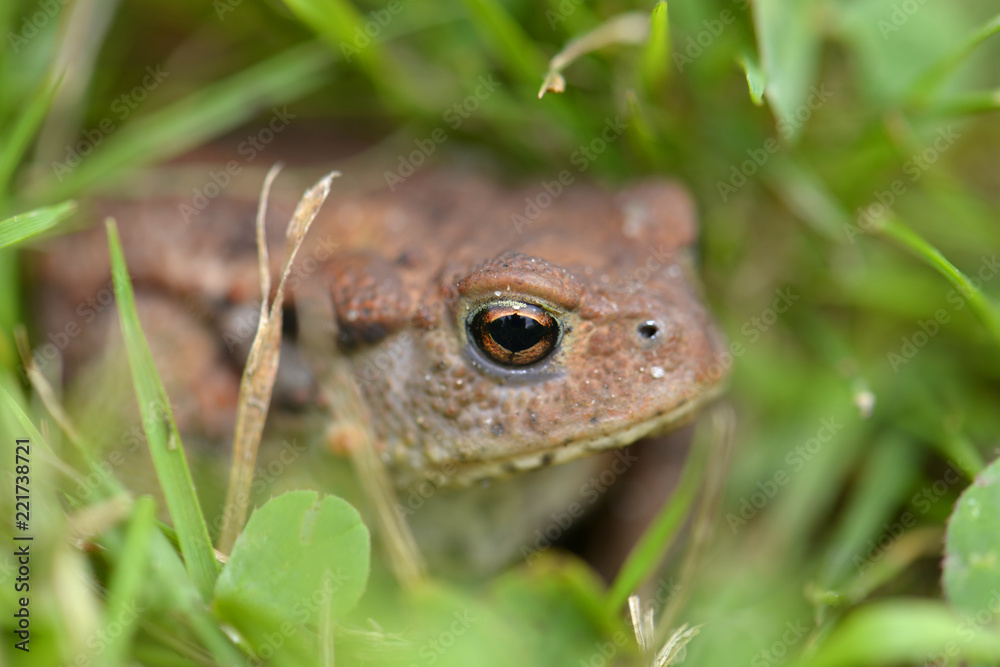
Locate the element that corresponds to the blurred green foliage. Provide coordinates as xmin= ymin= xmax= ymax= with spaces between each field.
xmin=2 ymin=0 xmax=1000 ymax=664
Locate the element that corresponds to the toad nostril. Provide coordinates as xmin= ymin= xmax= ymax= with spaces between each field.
xmin=637 ymin=320 xmax=660 ymax=340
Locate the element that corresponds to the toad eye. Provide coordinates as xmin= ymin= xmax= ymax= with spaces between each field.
xmin=468 ymin=302 xmax=560 ymax=367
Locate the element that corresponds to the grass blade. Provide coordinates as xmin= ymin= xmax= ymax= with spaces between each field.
xmin=0 ymin=73 xmax=61 ymax=201
xmin=44 ymin=42 xmax=333 ymax=200
xmin=817 ymin=435 xmax=920 ymax=589
xmin=106 ymin=219 xmax=218 ymax=599
xmin=102 ymin=495 xmax=156 ymax=667
xmin=738 ymin=52 xmax=766 ymax=106
xmin=281 ymin=0 xmax=405 ymax=103
xmin=624 ymin=90 xmax=671 ymax=169
xmin=876 ymin=216 xmax=1000 ymax=351
xmin=99 ymin=525 xmax=246 ymax=665
xmin=539 ymin=11 xmax=649 ymax=99
xmin=605 ymin=408 xmax=728 ymax=613
xmin=908 ymin=12 xmax=1000 ymax=106
xmin=924 ymin=88 xmax=1000 ymax=116
xmin=0 ymin=201 xmax=77 ymax=248
xmin=641 ymin=2 xmax=670 ymax=93
xmin=0 ymin=378 xmax=93 ymax=495
xmin=764 ymin=158 xmax=850 ymax=241
xmin=1 ymin=384 xmax=50 ymax=449
xmin=460 ymin=0 xmax=546 ymax=84
xmin=606 ymin=450 xmax=702 ymax=613
xmin=218 ymin=169 xmax=338 ymax=553
xmin=655 ymin=405 xmax=735 ymax=639
xmin=9 ymin=351 xmax=237 ymax=662
xmin=751 ymin=0 xmax=821 ymax=139
xmin=15 ymin=328 xmax=123 ymax=497
xmin=802 ymin=600 xmax=1000 ymax=667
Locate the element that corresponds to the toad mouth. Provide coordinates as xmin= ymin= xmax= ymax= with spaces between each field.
xmin=431 ymin=378 xmax=728 ymax=488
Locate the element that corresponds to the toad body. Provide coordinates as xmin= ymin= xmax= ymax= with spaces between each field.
xmin=34 ymin=170 xmax=726 ymax=527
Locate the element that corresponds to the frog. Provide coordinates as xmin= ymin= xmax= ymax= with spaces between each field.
xmin=30 ymin=167 xmax=727 ymax=572
xmin=292 ymin=171 xmax=727 ymax=487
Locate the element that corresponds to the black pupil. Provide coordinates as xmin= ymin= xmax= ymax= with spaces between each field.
xmin=638 ymin=322 xmax=659 ymax=339
xmin=488 ymin=314 xmax=545 ymax=352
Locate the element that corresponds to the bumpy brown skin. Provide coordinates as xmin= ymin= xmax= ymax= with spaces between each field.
xmin=32 ymin=171 xmax=726 ymax=488
xmin=296 ymin=172 xmax=727 ymax=486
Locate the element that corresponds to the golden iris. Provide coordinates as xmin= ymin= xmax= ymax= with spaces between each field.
xmin=468 ymin=302 xmax=559 ymax=367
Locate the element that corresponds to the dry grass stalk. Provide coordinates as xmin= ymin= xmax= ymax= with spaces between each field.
xmin=218 ymin=166 xmax=340 ymax=554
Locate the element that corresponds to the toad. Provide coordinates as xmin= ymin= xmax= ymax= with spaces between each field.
xmin=31 ymin=169 xmax=727 ymax=569
xmin=293 ymin=171 xmax=727 ymax=489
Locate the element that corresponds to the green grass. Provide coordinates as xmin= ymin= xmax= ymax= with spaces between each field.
xmin=0 ymin=200 xmax=75 ymax=249
xmin=3 ymin=0 xmax=1000 ymax=664
xmin=107 ymin=219 xmax=219 ymax=599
